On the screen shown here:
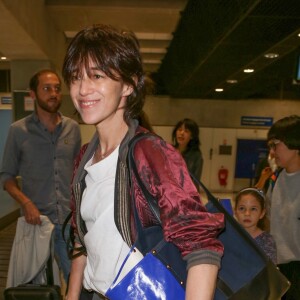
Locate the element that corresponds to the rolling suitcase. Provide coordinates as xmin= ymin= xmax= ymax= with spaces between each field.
xmin=3 ymin=249 xmax=62 ymax=300
xmin=3 ymin=284 xmax=61 ymax=300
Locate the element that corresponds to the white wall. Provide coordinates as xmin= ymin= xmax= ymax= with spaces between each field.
xmin=2 ymin=95 xmax=300 ymax=218
xmin=152 ymin=126 xmax=268 ymax=192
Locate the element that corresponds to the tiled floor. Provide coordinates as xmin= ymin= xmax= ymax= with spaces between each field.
xmin=0 ymin=220 xmax=67 ymax=300
xmin=0 ymin=221 xmax=16 ymax=300
xmin=0 ymin=192 xmax=235 ymax=300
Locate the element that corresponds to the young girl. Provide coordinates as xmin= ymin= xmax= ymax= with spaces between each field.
xmin=234 ymin=188 xmax=277 ymax=264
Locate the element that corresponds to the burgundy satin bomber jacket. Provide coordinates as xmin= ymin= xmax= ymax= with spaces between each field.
xmin=70 ymin=125 xmax=224 ymax=265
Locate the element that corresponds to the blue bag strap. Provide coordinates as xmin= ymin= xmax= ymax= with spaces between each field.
xmin=127 ymin=132 xmax=223 ymax=225
xmin=127 ymin=132 xmax=187 ymax=287
xmin=127 ymin=132 xmax=162 ymax=223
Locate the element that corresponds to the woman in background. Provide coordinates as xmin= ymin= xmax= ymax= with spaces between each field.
xmin=172 ymin=118 xmax=203 ymax=180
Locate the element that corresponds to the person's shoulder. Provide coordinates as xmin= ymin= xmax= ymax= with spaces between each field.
xmin=259 ymin=231 xmax=276 ymax=242
xmin=10 ymin=114 xmax=33 ymax=130
xmin=133 ymin=129 xmax=172 ymax=150
xmin=62 ymin=115 xmax=80 ymax=127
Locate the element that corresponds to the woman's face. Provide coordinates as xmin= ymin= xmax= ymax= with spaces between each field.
xmin=176 ymin=125 xmax=192 ymax=148
xmin=69 ymin=62 xmax=132 ymax=127
xmin=234 ymin=194 xmax=265 ymax=231
xmin=268 ymin=139 xmax=299 ymax=172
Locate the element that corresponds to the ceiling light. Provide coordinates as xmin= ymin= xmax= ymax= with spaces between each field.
xmin=226 ymin=79 xmax=238 ymax=84
xmin=143 ymin=59 xmax=161 ymax=64
xmin=264 ymin=53 xmax=279 ymax=59
xmin=140 ymin=48 xmax=167 ymax=54
xmin=298 ymin=33 xmax=300 ymax=37
xmin=215 ymin=88 xmax=223 ymax=92
xmin=244 ymin=68 xmax=254 ymax=73
xmin=0 ymin=56 xmax=7 ymax=60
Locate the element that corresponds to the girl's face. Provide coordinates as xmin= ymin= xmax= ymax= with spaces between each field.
xmin=176 ymin=125 xmax=192 ymax=148
xmin=234 ymin=194 xmax=265 ymax=231
xmin=70 ymin=63 xmax=132 ymax=127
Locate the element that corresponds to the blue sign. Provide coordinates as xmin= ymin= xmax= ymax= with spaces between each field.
xmin=1 ymin=96 xmax=12 ymax=104
xmin=241 ymin=116 xmax=273 ymax=127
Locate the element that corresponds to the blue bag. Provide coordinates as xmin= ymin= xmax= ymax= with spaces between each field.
xmin=108 ymin=132 xmax=290 ymax=300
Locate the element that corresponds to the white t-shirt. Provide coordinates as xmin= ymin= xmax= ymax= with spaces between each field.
xmin=269 ymin=169 xmax=300 ymax=264
xmin=81 ymin=146 xmax=131 ymax=294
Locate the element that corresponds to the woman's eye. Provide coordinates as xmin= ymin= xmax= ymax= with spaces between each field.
xmin=71 ymin=75 xmax=80 ymax=82
xmin=93 ymin=73 xmax=104 ymax=79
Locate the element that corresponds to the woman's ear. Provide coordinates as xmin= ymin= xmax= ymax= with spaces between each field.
xmin=122 ymin=75 xmax=137 ymax=97
xmin=121 ymin=83 xmax=134 ymax=97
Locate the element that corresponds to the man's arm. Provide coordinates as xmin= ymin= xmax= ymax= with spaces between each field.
xmin=4 ymin=178 xmax=41 ymax=225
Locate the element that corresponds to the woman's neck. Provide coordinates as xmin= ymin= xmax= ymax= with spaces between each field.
xmin=93 ymin=119 xmax=128 ymax=163
xmin=246 ymin=226 xmax=263 ymax=239
xmin=177 ymin=144 xmax=187 ymax=153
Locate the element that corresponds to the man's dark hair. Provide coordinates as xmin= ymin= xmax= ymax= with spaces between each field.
xmin=29 ymin=69 xmax=61 ymax=93
xmin=267 ymin=115 xmax=300 ymax=150
xmin=62 ymin=24 xmax=146 ymax=123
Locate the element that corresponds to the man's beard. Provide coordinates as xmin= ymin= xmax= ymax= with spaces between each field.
xmin=35 ymin=96 xmax=61 ymax=113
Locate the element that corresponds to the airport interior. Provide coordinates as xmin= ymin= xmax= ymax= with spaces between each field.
xmin=0 ymin=0 xmax=300 ymax=299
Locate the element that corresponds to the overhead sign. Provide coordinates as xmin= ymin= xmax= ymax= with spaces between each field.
xmin=241 ymin=116 xmax=273 ymax=127
xmin=1 ymin=96 xmax=12 ymax=104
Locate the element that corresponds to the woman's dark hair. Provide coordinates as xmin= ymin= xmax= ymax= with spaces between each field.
xmin=235 ymin=188 xmax=269 ymax=231
xmin=29 ymin=69 xmax=61 ymax=93
xmin=138 ymin=111 xmax=154 ymax=133
xmin=267 ymin=115 xmax=300 ymax=151
xmin=172 ymin=118 xmax=200 ymax=150
xmin=62 ymin=24 xmax=146 ymax=123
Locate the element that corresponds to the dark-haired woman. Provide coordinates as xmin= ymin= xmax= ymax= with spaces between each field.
xmin=266 ymin=115 xmax=300 ymax=300
xmin=172 ymin=118 xmax=203 ymax=181
xmin=62 ymin=24 xmax=224 ymax=300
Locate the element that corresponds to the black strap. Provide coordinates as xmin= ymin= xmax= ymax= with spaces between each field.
xmin=128 ymin=132 xmax=162 ymax=223
xmin=46 ymin=250 xmax=54 ymax=285
xmin=62 ymin=211 xmax=87 ymax=259
xmin=127 ymin=132 xmax=163 ymax=235
xmin=127 ymin=132 xmax=222 ymax=224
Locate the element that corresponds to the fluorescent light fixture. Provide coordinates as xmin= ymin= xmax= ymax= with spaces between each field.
xmin=65 ymin=31 xmax=172 ymax=41
xmin=135 ymin=32 xmax=172 ymax=41
xmin=143 ymin=59 xmax=161 ymax=64
xmin=264 ymin=53 xmax=279 ymax=59
xmin=244 ymin=68 xmax=254 ymax=73
xmin=140 ymin=48 xmax=167 ymax=54
xmin=226 ymin=79 xmax=238 ymax=84
xmin=215 ymin=88 xmax=224 ymax=92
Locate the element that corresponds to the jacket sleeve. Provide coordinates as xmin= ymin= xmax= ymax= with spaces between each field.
xmin=132 ymin=136 xmax=224 ymax=268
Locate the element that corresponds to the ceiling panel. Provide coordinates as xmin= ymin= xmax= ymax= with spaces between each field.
xmin=0 ymin=0 xmax=299 ymax=100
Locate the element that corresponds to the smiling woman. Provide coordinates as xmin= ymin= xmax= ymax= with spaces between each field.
xmin=62 ymin=24 xmax=224 ymax=300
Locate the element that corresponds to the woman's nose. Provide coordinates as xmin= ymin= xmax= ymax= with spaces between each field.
xmin=79 ymin=78 xmax=93 ymax=95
